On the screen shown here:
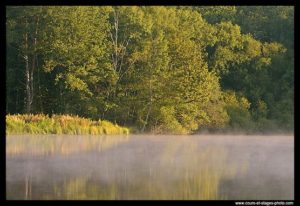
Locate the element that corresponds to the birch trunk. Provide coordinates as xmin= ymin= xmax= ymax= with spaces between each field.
xmin=24 ymin=17 xmax=31 ymax=113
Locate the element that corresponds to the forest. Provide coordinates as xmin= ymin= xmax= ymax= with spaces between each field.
xmin=6 ymin=6 xmax=294 ymax=134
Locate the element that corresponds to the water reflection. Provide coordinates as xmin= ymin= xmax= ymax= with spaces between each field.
xmin=6 ymin=135 xmax=129 ymax=156
xmin=6 ymin=135 xmax=294 ymax=200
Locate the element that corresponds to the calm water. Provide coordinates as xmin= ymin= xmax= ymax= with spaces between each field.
xmin=6 ymin=134 xmax=294 ymax=200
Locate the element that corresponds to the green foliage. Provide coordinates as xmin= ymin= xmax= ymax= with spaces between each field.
xmin=226 ymin=106 xmax=254 ymax=132
xmin=156 ymin=106 xmax=188 ymax=134
xmin=196 ymin=6 xmax=237 ymax=24
xmin=6 ymin=6 xmax=294 ymax=134
xmin=222 ymin=91 xmax=254 ymax=132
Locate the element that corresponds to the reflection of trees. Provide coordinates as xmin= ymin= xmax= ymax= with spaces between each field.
xmin=24 ymin=175 xmax=32 ymax=200
xmin=6 ymin=135 xmax=129 ymax=156
xmin=7 ymin=136 xmax=254 ymax=200
xmin=48 ymin=177 xmax=117 ymax=200
xmin=156 ymin=139 xmax=239 ymax=200
xmin=38 ymin=139 xmax=248 ymax=200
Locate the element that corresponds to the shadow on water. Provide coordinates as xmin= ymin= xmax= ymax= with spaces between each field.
xmin=6 ymin=135 xmax=294 ymax=200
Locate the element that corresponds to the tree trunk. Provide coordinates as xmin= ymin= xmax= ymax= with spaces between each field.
xmin=110 ymin=8 xmax=131 ymax=92
xmin=24 ymin=15 xmax=39 ymax=114
xmin=24 ymin=17 xmax=31 ymax=113
xmin=141 ymin=62 xmax=153 ymax=133
xmin=30 ymin=16 xmax=39 ymax=113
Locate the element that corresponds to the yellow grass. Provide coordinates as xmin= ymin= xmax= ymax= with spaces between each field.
xmin=6 ymin=114 xmax=130 ymax=135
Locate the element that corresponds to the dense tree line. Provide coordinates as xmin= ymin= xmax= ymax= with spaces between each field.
xmin=6 ymin=6 xmax=294 ymax=134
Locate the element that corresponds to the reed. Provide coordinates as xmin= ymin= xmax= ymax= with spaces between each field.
xmin=6 ymin=114 xmax=130 ymax=135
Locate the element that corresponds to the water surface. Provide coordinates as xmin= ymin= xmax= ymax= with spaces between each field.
xmin=6 ymin=134 xmax=294 ymax=200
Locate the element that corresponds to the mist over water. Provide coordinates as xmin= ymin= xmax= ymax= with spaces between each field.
xmin=6 ymin=134 xmax=294 ymax=200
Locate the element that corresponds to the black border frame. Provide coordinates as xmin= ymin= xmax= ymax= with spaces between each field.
xmin=1 ymin=0 xmax=297 ymax=205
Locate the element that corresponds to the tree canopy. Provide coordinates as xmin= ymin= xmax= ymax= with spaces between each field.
xmin=6 ymin=6 xmax=294 ymax=134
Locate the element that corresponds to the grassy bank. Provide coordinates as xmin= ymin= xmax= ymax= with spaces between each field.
xmin=6 ymin=114 xmax=129 ymax=135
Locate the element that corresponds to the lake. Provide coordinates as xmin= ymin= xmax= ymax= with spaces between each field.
xmin=6 ymin=134 xmax=294 ymax=200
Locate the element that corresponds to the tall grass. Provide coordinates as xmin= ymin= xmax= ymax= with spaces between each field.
xmin=6 ymin=114 xmax=129 ymax=135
